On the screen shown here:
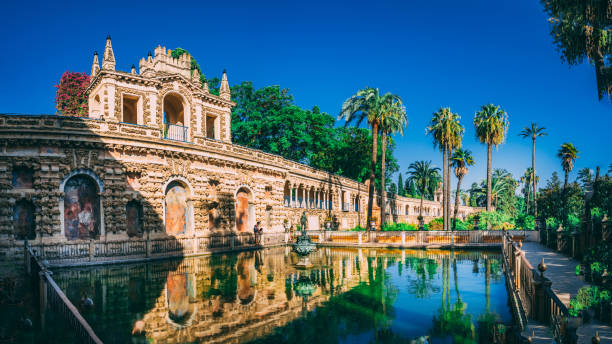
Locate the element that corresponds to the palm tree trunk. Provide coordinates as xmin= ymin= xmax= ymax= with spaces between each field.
xmin=564 ymin=170 xmax=569 ymax=190
xmin=442 ymin=148 xmax=447 ymax=230
xmin=419 ymin=190 xmax=424 ymax=225
xmin=447 ymin=147 xmax=452 ymax=231
xmin=525 ymin=184 xmax=530 ymax=215
xmin=380 ymin=132 xmax=387 ymax=228
xmin=453 ymin=173 xmax=463 ymax=230
xmin=367 ymin=123 xmax=378 ymax=232
xmin=486 ymin=144 xmax=492 ymax=212
xmin=532 ymin=138 xmax=537 ymax=218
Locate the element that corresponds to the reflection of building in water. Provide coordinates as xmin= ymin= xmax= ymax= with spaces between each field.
xmin=51 ymin=247 xmax=501 ymax=344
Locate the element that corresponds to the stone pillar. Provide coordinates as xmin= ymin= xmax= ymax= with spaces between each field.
xmin=514 ymin=249 xmax=521 ymax=291
xmin=533 ymin=276 xmax=553 ymax=323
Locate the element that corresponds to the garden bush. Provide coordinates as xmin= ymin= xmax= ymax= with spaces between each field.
xmin=428 ymin=217 xmax=443 ymax=230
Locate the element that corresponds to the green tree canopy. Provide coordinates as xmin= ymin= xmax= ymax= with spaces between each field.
xmin=541 ymin=0 xmax=612 ymax=100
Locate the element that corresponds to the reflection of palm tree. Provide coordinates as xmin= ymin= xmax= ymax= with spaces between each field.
xmin=432 ymin=256 xmax=475 ymax=343
xmin=406 ymin=257 xmax=440 ymax=298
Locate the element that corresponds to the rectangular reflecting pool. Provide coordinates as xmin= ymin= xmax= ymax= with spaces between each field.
xmin=46 ymin=247 xmax=511 ymax=343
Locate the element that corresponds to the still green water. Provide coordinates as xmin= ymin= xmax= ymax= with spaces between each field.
xmin=47 ymin=247 xmax=511 ymax=343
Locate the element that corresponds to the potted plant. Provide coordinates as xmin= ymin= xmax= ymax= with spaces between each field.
xmin=597 ymin=290 xmax=611 ymax=323
xmin=283 ymin=219 xmax=290 ymax=233
xmin=591 ymin=262 xmax=604 ymax=284
xmin=567 ymin=299 xmax=584 ymax=329
xmin=324 ymin=216 xmax=332 ymax=230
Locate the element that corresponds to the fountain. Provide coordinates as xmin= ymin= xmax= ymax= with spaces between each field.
xmin=293 ymin=211 xmax=316 ymax=269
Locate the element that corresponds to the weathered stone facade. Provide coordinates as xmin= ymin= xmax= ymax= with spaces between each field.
xmin=0 ymin=38 xmax=482 ymax=261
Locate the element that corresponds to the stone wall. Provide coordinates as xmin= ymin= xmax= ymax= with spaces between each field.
xmin=0 ymin=114 xmax=483 ymax=262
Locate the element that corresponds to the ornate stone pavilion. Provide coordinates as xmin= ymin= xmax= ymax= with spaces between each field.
xmin=0 ymin=37 xmax=482 ymax=261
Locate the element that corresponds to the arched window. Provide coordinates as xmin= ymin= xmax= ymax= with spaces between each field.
xmin=12 ymin=166 xmax=33 ymax=189
xmin=13 ymin=199 xmax=35 ymax=240
xmin=163 ymin=93 xmax=187 ymax=141
xmin=126 ymin=200 xmax=143 ymax=238
xmin=165 ymin=181 xmax=190 ymax=236
xmin=91 ymin=94 xmax=102 ymax=118
xmin=64 ymin=175 xmax=100 ymax=240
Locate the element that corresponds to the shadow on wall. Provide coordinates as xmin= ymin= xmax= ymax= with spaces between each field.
xmin=0 ymin=114 xmax=251 ymax=342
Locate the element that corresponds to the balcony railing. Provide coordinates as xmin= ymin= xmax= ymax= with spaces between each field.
xmin=164 ymin=123 xmax=189 ymax=142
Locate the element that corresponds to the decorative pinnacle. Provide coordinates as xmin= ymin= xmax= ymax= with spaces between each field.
xmin=223 ymin=69 xmax=227 ymax=74
xmin=538 ymin=258 xmax=547 ymax=277
xmin=106 ymin=35 xmax=111 ymax=40
xmin=592 ymin=331 xmax=600 ymax=344
xmin=94 ymin=51 xmax=98 ymax=56
xmin=148 ymin=51 xmax=152 ymax=57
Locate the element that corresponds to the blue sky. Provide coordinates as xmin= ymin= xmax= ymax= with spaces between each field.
xmin=1 ymin=0 xmax=610 ymax=189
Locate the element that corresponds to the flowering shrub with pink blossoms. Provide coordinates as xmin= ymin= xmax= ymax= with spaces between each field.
xmin=54 ymin=71 xmax=90 ymax=116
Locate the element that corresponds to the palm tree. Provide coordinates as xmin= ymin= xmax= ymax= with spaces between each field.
xmin=450 ymin=149 xmax=474 ymax=229
xmin=490 ymin=169 xmax=516 ymax=209
xmin=519 ymin=123 xmax=547 ymax=218
xmin=473 ymin=104 xmax=509 ymax=212
xmin=426 ymin=108 xmax=464 ymax=230
xmin=407 ymin=160 xmax=440 ymax=224
xmin=339 ymin=87 xmax=399 ymax=231
xmin=520 ymin=168 xmax=535 ymax=214
xmin=379 ymin=98 xmax=408 ymax=226
xmin=577 ymin=167 xmax=593 ymax=189
xmin=557 ymin=142 xmax=580 ymax=190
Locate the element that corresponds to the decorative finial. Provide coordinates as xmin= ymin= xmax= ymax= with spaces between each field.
xmin=148 ymin=51 xmax=152 ymax=57
xmin=131 ymin=64 xmax=136 ymax=74
xmin=592 ymin=331 xmax=600 ymax=344
xmin=94 ymin=51 xmax=98 ymax=56
xmin=106 ymin=35 xmax=111 ymax=40
xmin=538 ymin=258 xmax=547 ymax=277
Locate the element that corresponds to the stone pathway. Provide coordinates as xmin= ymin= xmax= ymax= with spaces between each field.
xmin=521 ymin=242 xmax=612 ymax=343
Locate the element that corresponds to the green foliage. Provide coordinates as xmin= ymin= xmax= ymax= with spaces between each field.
xmin=576 ymin=286 xmax=599 ymax=309
xmin=381 ymin=223 xmax=418 ymax=231
xmin=538 ymin=173 xmax=584 ymax=226
xmin=540 ymin=0 xmax=612 ymax=100
xmin=170 ymin=47 xmax=207 ymax=88
xmin=350 ymin=225 xmax=366 ymax=231
xmin=229 ymin=82 xmax=397 ymax=185
xmin=406 ymin=161 xmax=441 ymax=205
xmin=575 ymin=264 xmax=581 ymax=276
xmin=515 ymin=214 xmax=535 ymax=230
xmin=428 ymin=217 xmax=444 ymax=230
xmin=590 ymin=262 xmax=603 ymax=274
xmin=476 ymin=211 xmax=515 ymax=230
xmin=546 ymin=216 xmax=560 ymax=229
xmin=569 ymin=298 xmax=584 ymax=317
xmin=600 ymin=290 xmax=611 ymax=304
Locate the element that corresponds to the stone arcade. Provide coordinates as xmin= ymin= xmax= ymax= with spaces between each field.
xmin=0 ymin=37 xmax=483 ymax=262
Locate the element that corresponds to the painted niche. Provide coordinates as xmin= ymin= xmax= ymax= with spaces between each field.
xmin=64 ymin=175 xmax=100 ymax=240
xmin=165 ymin=181 xmax=189 ymax=236
xmin=13 ymin=200 xmax=35 ymax=240
xmin=126 ymin=200 xmax=143 ymax=238
xmin=12 ymin=166 xmax=33 ymax=189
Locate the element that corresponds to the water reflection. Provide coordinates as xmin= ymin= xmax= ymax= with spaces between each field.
xmin=51 ymin=248 xmax=511 ymax=343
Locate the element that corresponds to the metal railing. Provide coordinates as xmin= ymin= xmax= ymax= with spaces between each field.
xmin=164 ymin=123 xmax=188 ymax=142
xmin=25 ymin=241 xmax=103 ymax=344
xmin=27 ymin=232 xmax=291 ymax=265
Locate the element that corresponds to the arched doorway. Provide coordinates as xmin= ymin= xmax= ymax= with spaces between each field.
xmin=165 ymin=181 xmax=190 ymax=236
xmin=235 ymin=187 xmax=254 ymax=232
xmin=63 ymin=175 xmax=101 ymax=240
xmin=163 ymin=93 xmax=186 ymax=141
